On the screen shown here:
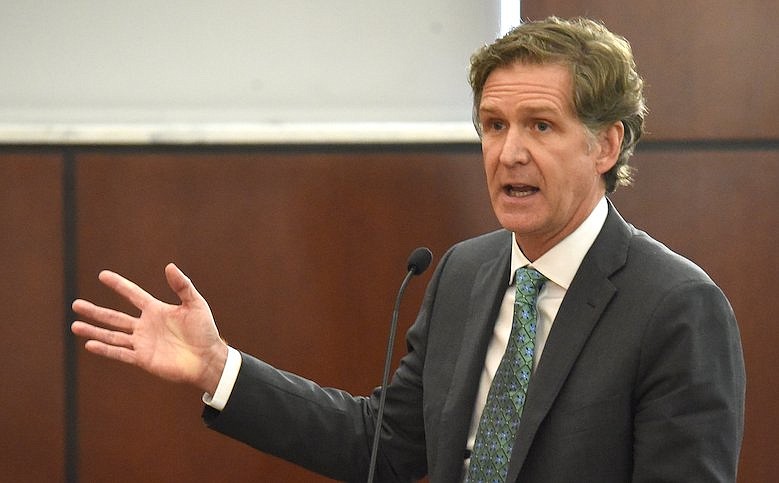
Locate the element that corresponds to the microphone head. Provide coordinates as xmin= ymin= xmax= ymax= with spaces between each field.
xmin=407 ymin=247 xmax=433 ymax=275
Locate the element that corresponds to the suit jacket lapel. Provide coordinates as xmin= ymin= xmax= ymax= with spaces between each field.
xmin=434 ymin=237 xmax=511 ymax=482
xmin=506 ymin=203 xmax=632 ymax=482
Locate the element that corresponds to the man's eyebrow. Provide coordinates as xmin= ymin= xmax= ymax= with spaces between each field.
xmin=526 ymin=103 xmax=563 ymax=113
xmin=477 ymin=104 xmax=501 ymax=115
xmin=478 ymin=102 xmax=564 ymax=117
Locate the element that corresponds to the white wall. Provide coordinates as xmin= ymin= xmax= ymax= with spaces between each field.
xmin=0 ymin=1 xmax=504 ymax=142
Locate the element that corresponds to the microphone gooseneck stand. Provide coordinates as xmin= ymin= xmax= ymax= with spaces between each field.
xmin=366 ymin=247 xmax=432 ymax=483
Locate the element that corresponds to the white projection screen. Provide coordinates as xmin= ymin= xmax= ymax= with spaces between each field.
xmin=0 ymin=1 xmax=516 ymax=143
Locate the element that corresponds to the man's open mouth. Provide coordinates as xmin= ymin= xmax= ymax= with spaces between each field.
xmin=505 ymin=184 xmax=539 ymax=197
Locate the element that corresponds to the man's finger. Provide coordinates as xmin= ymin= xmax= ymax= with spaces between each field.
xmin=84 ymin=339 xmax=138 ymax=366
xmin=98 ymin=270 xmax=155 ymax=311
xmin=165 ymin=263 xmax=204 ymax=306
xmin=72 ymin=299 xmax=136 ymax=331
xmin=71 ymin=321 xmax=134 ymax=349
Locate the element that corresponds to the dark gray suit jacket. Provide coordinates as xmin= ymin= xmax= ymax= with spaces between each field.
xmin=204 ymin=203 xmax=745 ymax=482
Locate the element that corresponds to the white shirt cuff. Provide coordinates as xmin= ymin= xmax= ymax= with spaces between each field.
xmin=202 ymin=346 xmax=241 ymax=411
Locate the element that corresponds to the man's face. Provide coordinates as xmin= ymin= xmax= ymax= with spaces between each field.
xmin=479 ymin=62 xmax=620 ymax=260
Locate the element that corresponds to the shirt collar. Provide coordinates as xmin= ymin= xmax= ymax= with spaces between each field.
xmin=510 ymin=197 xmax=608 ymax=289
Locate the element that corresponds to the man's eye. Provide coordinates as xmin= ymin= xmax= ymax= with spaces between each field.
xmin=487 ymin=120 xmax=505 ymax=131
xmin=535 ymin=121 xmax=551 ymax=132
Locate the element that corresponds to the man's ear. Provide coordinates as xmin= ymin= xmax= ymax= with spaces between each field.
xmin=595 ymin=121 xmax=624 ymax=175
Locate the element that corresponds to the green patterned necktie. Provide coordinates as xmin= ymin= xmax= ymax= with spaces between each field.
xmin=466 ymin=267 xmax=546 ymax=483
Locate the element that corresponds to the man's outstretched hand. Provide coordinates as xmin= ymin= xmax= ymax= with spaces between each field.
xmin=71 ymin=263 xmax=228 ymax=395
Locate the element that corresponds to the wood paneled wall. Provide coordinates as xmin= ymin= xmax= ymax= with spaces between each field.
xmin=1 ymin=152 xmax=66 ymax=481
xmin=2 ymin=1 xmax=777 ymax=481
xmin=523 ymin=0 xmax=779 ymax=141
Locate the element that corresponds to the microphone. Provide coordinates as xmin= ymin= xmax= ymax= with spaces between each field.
xmin=406 ymin=246 xmax=433 ymax=275
xmin=367 ymin=247 xmax=433 ymax=483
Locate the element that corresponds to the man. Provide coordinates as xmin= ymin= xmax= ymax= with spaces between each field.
xmin=72 ymin=17 xmax=745 ymax=482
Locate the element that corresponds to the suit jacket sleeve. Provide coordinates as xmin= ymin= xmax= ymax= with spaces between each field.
xmin=201 ymin=247 xmax=458 ymax=482
xmin=631 ymin=276 xmax=745 ymax=482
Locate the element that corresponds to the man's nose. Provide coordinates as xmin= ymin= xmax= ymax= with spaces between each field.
xmin=498 ymin=127 xmax=531 ymax=166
